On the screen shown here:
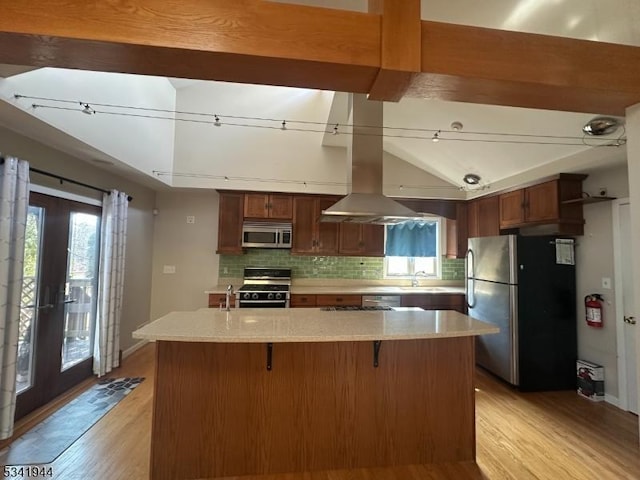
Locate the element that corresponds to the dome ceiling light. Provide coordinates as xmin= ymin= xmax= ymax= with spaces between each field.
xmin=582 ymin=117 xmax=621 ymax=136
xmin=463 ymin=173 xmax=481 ymax=185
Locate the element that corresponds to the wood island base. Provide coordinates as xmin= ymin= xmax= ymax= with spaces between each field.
xmin=150 ymin=337 xmax=476 ymax=480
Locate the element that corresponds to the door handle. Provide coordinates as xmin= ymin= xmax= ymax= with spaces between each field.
xmin=624 ymin=316 xmax=636 ymax=325
xmin=37 ymin=286 xmax=54 ymax=311
xmin=62 ymin=299 xmax=77 ymax=304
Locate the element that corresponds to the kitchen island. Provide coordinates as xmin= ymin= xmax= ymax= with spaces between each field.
xmin=133 ymin=308 xmax=497 ymax=480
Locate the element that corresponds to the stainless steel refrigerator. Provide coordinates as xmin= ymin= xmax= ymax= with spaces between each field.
xmin=466 ymin=235 xmax=577 ymax=391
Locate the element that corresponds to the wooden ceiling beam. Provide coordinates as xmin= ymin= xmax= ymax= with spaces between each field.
xmin=1 ymin=2 xmax=640 ymax=112
xmin=367 ymin=0 xmax=421 ymax=102
xmin=412 ymin=21 xmax=640 ymax=115
xmin=0 ymin=0 xmax=381 ymax=93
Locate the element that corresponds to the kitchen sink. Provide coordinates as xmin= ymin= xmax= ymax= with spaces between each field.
xmin=397 ymin=286 xmax=445 ymax=292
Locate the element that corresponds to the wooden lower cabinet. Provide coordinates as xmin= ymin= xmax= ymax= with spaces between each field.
xmin=151 ymin=338 xmax=475 ymax=479
xmin=208 ymin=293 xmax=235 ymax=308
xmin=290 ymin=294 xmax=465 ymax=312
xmin=315 ymin=294 xmax=362 ymax=307
xmin=291 ymin=294 xmax=363 ymax=308
xmin=290 ymin=294 xmax=317 ymax=308
xmin=401 ymin=294 xmax=465 ymax=313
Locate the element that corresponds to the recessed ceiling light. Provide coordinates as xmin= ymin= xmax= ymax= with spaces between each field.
xmin=463 ymin=173 xmax=481 ymax=185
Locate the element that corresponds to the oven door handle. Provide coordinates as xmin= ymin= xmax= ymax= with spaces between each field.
xmin=239 ymin=300 xmax=288 ymax=304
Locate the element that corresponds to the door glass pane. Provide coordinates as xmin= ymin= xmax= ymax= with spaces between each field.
xmin=61 ymin=212 xmax=100 ymax=371
xmin=17 ymin=206 xmax=44 ymax=394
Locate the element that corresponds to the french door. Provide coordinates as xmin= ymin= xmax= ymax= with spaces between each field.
xmin=15 ymin=192 xmax=101 ymax=420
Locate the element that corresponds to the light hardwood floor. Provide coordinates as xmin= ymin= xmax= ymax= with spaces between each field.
xmin=3 ymin=343 xmax=639 ymax=479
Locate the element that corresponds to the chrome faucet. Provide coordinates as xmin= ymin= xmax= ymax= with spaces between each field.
xmin=225 ymin=284 xmax=234 ymax=311
xmin=411 ymin=271 xmax=427 ymax=287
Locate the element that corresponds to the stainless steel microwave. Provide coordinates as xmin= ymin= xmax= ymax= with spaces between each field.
xmin=242 ymin=222 xmax=292 ymax=248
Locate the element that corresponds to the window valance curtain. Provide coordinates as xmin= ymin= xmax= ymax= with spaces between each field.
xmin=385 ymin=221 xmax=437 ymax=257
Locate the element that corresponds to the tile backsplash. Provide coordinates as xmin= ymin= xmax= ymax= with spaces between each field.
xmin=219 ymin=249 xmax=465 ymax=281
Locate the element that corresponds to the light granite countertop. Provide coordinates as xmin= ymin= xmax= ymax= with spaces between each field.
xmin=289 ymin=285 xmax=465 ymax=295
xmin=206 ymin=285 xmax=465 ymax=295
xmin=132 ymin=308 xmax=497 ymax=343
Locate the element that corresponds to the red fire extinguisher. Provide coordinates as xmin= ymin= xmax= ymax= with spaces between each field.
xmin=585 ymin=294 xmax=604 ymax=328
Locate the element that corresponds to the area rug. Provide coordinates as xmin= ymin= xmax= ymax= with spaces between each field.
xmin=0 ymin=377 xmax=144 ymax=466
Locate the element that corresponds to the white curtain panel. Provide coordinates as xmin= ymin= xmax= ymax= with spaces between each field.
xmin=0 ymin=157 xmax=29 ymax=440
xmin=94 ymin=190 xmax=128 ymax=377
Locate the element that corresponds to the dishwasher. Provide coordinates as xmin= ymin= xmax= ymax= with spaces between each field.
xmin=361 ymin=295 xmax=401 ymax=308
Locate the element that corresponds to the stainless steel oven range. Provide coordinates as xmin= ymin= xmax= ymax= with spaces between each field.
xmin=236 ymin=267 xmax=291 ymax=308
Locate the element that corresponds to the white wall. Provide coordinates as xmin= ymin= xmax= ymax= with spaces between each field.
xmin=149 ymin=190 xmax=220 ymax=321
xmin=0 ymin=125 xmax=156 ymax=351
xmin=172 ymin=82 xmax=347 ymax=193
xmin=575 ymin=163 xmax=630 ymax=401
xmin=0 ymin=68 xmax=176 ymax=182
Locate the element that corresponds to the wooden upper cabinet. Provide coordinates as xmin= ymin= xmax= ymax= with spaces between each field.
xmin=467 ymin=200 xmax=479 ymax=239
xmin=244 ymin=193 xmax=292 ymax=220
xmin=499 ymin=183 xmax=557 ymax=228
xmin=499 ymin=190 xmax=525 ymax=228
xmin=339 ymin=223 xmax=384 ymax=256
xmin=525 ymin=181 xmax=559 ymax=223
xmin=498 ymin=175 xmax=586 ymax=233
xmin=292 ymin=195 xmax=339 ymax=255
xmin=315 ymin=197 xmax=340 ymax=255
xmin=446 ymin=202 xmax=468 ymax=258
xmin=477 ymin=196 xmax=500 ymax=237
xmin=217 ymin=192 xmax=244 ymax=254
xmin=292 ymin=196 xmax=317 ymax=254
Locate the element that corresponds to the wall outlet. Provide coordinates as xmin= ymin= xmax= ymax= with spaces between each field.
xmin=186 ymin=215 xmax=195 ymax=224
xmin=601 ymin=277 xmax=611 ymax=289
xmin=163 ymin=265 xmax=176 ymax=274
xmin=223 ymin=267 xmax=228 ymax=274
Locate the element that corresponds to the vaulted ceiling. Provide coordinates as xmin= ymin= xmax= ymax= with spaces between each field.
xmin=0 ymin=0 xmax=637 ymax=198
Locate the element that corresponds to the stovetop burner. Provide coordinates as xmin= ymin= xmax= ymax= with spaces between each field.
xmin=236 ymin=267 xmax=291 ymax=307
xmin=320 ymin=306 xmax=393 ymax=311
xmin=237 ymin=284 xmax=289 ymax=292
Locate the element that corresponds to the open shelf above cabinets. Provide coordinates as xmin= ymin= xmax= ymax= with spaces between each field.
xmin=562 ymin=195 xmax=617 ymax=205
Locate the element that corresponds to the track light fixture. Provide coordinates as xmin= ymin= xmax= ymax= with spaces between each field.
xmin=80 ymin=102 xmax=95 ymax=115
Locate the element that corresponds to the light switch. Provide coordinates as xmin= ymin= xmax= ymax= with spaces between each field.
xmin=163 ymin=265 xmax=176 ymax=274
xmin=186 ymin=216 xmax=195 ymax=224
xmin=602 ymin=277 xmax=611 ymax=289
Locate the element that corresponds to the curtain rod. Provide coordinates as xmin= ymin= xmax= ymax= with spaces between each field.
xmin=0 ymin=157 xmax=133 ymax=202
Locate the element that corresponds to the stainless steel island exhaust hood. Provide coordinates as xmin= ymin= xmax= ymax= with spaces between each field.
xmin=319 ymin=94 xmax=419 ymax=225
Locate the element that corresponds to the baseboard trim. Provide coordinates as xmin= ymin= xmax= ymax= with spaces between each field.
xmin=605 ymin=393 xmax=619 ymax=407
xmin=123 ymin=340 xmax=148 ymax=359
